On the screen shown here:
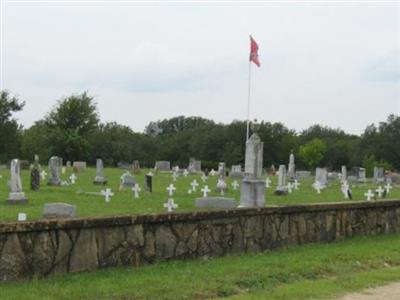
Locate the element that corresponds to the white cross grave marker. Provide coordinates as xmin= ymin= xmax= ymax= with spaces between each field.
xmin=201 ymin=185 xmax=211 ymax=197
xmin=166 ymin=183 xmax=176 ymax=196
xmin=69 ymin=173 xmax=77 ymax=184
xmin=312 ymin=181 xmax=322 ymax=194
xmin=293 ymin=180 xmax=300 ymax=190
xmin=232 ymin=180 xmax=239 ymax=190
xmin=341 ymin=181 xmax=350 ymax=199
xmin=101 ymin=188 xmax=114 ymax=202
xmin=209 ymin=169 xmax=217 ymax=176
xmin=40 ymin=170 xmax=47 ymax=180
xmin=385 ymin=183 xmax=392 ymax=194
xmin=183 ymin=169 xmax=189 ymax=177
xmin=132 ymin=183 xmax=141 ymax=198
xmin=172 ymin=172 xmax=178 ymax=182
xmin=376 ymin=186 xmax=385 ymax=198
xmin=287 ymin=182 xmax=294 ymax=193
xmin=364 ymin=189 xmax=374 ymax=201
xmin=164 ymin=198 xmax=178 ymax=212
xmin=190 ymin=179 xmax=199 ymax=192
xmin=265 ymin=177 xmax=272 ymax=188
xmin=201 ymin=173 xmax=208 ymax=183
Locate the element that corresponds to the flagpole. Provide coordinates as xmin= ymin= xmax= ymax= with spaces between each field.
xmin=246 ymin=60 xmax=252 ymax=141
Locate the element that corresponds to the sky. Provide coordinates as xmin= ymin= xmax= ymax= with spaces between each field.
xmin=1 ymin=1 xmax=399 ymax=135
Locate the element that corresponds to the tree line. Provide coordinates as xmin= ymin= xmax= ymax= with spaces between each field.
xmin=1 ymin=90 xmax=399 ymax=175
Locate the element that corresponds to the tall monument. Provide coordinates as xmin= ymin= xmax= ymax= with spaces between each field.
xmin=287 ymin=150 xmax=295 ymax=180
xmin=239 ymin=121 xmax=265 ymax=208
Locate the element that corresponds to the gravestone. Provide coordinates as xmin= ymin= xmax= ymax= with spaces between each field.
xmin=132 ymin=160 xmax=141 ymax=174
xmin=120 ymin=171 xmax=136 ymax=189
xmin=145 ymin=173 xmax=153 ymax=193
xmin=155 ymin=161 xmax=170 ymax=171
xmin=287 ymin=150 xmax=296 ymax=180
xmin=93 ymin=158 xmax=107 ymax=185
xmin=218 ymin=162 xmax=226 ymax=179
xmin=117 ymin=161 xmax=131 ymax=170
xmin=341 ymin=165 xmax=347 ymax=181
xmin=188 ymin=158 xmax=201 ymax=173
xmin=30 ymin=154 xmax=40 ymax=191
xmin=66 ymin=161 xmax=71 ymax=168
xmin=315 ymin=167 xmax=328 ymax=187
xmin=239 ymin=125 xmax=265 ymax=208
xmin=215 ymin=177 xmax=228 ymax=195
xmin=47 ymin=156 xmax=61 ymax=186
xmin=373 ymin=166 xmax=384 ymax=183
xmin=7 ymin=159 xmax=28 ymax=204
xmin=358 ymin=168 xmax=367 ymax=183
xmin=43 ymin=203 xmax=76 ymax=219
xmin=296 ymin=170 xmax=311 ymax=180
xmin=352 ymin=167 xmax=366 ymax=183
xmin=195 ymin=197 xmax=237 ymax=209
xmin=275 ymin=165 xmax=287 ymax=194
xmin=230 ymin=165 xmax=243 ymax=177
xmin=73 ymin=161 xmax=87 ymax=172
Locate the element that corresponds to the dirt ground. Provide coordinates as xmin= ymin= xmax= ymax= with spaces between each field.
xmin=333 ymin=282 xmax=400 ymax=300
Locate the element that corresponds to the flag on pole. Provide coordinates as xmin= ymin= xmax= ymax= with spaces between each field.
xmin=249 ymin=35 xmax=260 ymax=67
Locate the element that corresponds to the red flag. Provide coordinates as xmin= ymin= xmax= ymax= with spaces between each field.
xmin=249 ymin=35 xmax=260 ymax=67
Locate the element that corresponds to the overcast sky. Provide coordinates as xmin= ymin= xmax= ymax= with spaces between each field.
xmin=1 ymin=1 xmax=399 ymax=134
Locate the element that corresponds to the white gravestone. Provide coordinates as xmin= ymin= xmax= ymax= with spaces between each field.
xmin=201 ymin=185 xmax=211 ymax=197
xmin=47 ymin=156 xmax=61 ymax=186
xmin=190 ymin=180 xmax=199 ymax=192
xmin=287 ymin=150 xmax=296 ymax=180
xmin=101 ymin=188 xmax=114 ymax=202
xmin=364 ymin=189 xmax=374 ymax=201
xmin=275 ymin=165 xmax=287 ymax=194
xmin=132 ymin=184 xmax=141 ymax=198
xmin=7 ymin=159 xmax=28 ymax=204
xmin=231 ymin=180 xmax=239 ymax=190
xmin=93 ymin=158 xmax=107 ymax=185
xmin=166 ymin=183 xmax=176 ymax=196
xmin=164 ymin=198 xmax=178 ymax=212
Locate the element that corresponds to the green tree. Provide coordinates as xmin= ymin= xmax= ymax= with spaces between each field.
xmin=299 ymin=138 xmax=327 ymax=170
xmin=45 ymin=92 xmax=99 ymax=161
xmin=21 ymin=120 xmax=51 ymax=162
xmin=0 ymin=90 xmax=25 ymax=162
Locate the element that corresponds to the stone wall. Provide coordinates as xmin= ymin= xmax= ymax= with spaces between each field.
xmin=1 ymin=200 xmax=400 ymax=281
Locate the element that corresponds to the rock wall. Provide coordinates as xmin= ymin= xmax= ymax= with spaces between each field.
xmin=1 ymin=200 xmax=400 ymax=281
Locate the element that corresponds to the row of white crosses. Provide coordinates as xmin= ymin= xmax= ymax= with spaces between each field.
xmin=101 ymin=183 xmax=142 ymax=203
xmin=364 ymin=183 xmax=393 ymax=201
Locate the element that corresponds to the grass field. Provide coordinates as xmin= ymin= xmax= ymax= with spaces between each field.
xmin=1 ymin=234 xmax=400 ymax=299
xmin=0 ymin=167 xmax=399 ymax=222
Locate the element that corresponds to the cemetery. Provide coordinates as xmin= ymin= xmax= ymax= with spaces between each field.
xmin=1 ymin=2 xmax=400 ymax=300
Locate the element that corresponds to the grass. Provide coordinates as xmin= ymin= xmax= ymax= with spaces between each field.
xmin=0 ymin=167 xmax=399 ymax=222
xmin=1 ymin=234 xmax=400 ymax=299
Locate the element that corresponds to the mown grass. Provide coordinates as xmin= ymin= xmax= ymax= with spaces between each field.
xmin=0 ymin=167 xmax=399 ymax=221
xmin=1 ymin=234 xmax=400 ymax=300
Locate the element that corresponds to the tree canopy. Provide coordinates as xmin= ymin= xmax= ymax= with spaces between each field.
xmin=1 ymin=90 xmax=399 ymax=172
